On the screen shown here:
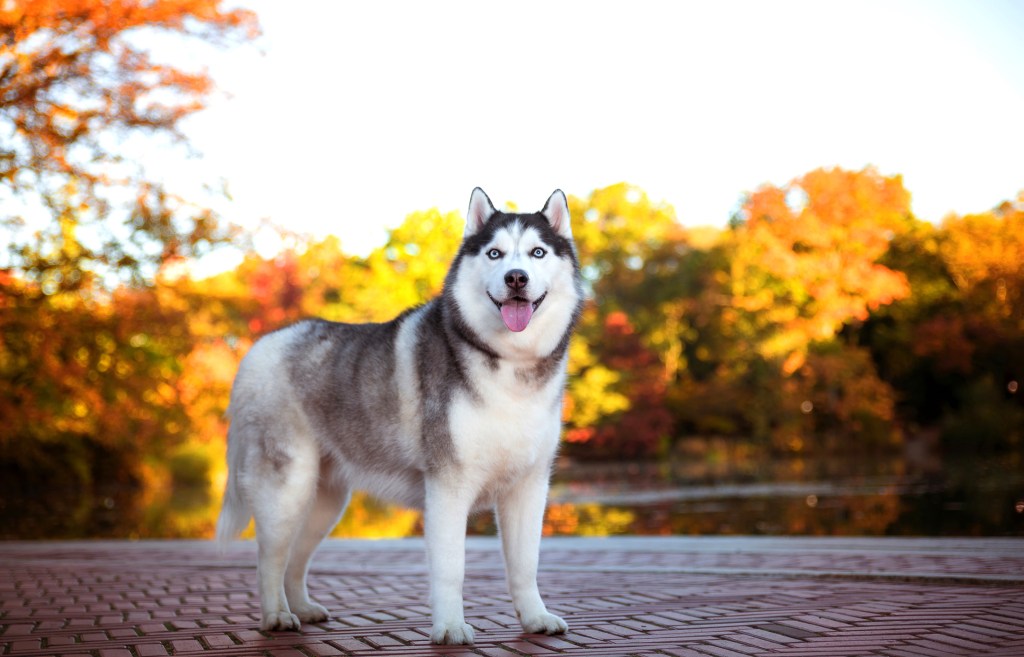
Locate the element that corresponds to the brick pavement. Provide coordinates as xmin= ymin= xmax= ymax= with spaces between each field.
xmin=2 ymin=537 xmax=1024 ymax=656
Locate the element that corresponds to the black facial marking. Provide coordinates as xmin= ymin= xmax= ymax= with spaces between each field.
xmin=461 ymin=211 xmax=576 ymax=263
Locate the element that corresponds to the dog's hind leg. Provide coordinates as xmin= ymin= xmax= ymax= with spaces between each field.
xmin=251 ymin=437 xmax=320 ymax=632
xmin=284 ymin=476 xmax=350 ymax=624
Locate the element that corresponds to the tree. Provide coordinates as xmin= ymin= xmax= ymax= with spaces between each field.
xmin=683 ymin=167 xmax=915 ymax=449
xmin=728 ymin=167 xmax=913 ymax=369
xmin=1 ymin=0 xmax=258 ymax=286
xmin=898 ymin=195 xmax=1023 ymax=449
xmin=568 ymin=182 xmax=682 ymax=312
xmin=0 ymin=0 xmax=258 ymax=537
xmin=564 ymin=184 xmax=690 ymax=455
xmin=939 ymin=197 xmax=1024 ymax=318
xmin=858 ymin=192 xmax=1024 ymax=450
xmin=0 ymin=271 xmax=198 ymax=536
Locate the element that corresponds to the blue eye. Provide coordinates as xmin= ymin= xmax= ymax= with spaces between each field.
xmin=487 ymin=248 xmax=502 ymax=260
xmin=531 ymin=247 xmax=546 ymax=258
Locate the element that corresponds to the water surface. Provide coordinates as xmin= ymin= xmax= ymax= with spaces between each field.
xmin=3 ymin=450 xmax=1022 ymax=538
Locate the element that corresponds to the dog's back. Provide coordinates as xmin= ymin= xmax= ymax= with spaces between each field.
xmin=216 ymin=315 xmax=429 ymax=546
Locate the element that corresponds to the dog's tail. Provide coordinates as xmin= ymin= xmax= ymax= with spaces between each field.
xmin=215 ymin=482 xmax=250 ymax=548
xmin=215 ymin=421 xmax=251 ymax=550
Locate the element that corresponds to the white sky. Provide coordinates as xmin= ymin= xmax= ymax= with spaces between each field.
xmin=175 ymin=0 xmax=1024 ymax=260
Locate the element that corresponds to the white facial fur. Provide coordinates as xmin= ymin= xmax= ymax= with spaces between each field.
xmin=452 ymin=220 xmax=580 ymax=361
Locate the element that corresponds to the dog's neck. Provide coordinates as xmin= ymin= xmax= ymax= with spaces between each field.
xmin=442 ymin=296 xmax=501 ymax=365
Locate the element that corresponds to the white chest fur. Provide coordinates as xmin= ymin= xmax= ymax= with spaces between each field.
xmin=447 ymin=356 xmax=566 ymax=499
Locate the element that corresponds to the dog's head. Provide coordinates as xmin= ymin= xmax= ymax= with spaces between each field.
xmin=448 ymin=188 xmax=582 ymax=358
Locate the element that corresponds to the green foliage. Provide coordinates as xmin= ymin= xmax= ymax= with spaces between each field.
xmin=167 ymin=444 xmax=214 ymax=487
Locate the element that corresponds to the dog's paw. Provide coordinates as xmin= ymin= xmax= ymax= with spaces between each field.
xmin=261 ymin=610 xmax=301 ymax=632
xmin=291 ymin=601 xmax=329 ymax=624
xmin=430 ymin=620 xmax=475 ymax=645
xmin=521 ymin=611 xmax=568 ymax=636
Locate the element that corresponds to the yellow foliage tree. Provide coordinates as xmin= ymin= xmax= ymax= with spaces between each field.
xmin=729 ymin=167 xmax=913 ymax=369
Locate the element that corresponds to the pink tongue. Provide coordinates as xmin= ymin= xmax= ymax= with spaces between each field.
xmin=500 ymin=299 xmax=533 ymax=332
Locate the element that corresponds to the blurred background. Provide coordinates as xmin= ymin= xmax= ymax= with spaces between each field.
xmin=1 ymin=0 xmax=1022 ymax=539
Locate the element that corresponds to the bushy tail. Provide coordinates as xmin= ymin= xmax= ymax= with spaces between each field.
xmin=215 ymin=420 xmax=251 ymax=549
xmin=215 ymin=478 xmax=250 ymax=548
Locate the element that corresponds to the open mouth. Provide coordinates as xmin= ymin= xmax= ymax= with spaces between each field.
xmin=488 ymin=292 xmax=547 ymax=332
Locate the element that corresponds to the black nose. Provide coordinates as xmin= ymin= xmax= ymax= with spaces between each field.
xmin=504 ymin=269 xmax=529 ymax=291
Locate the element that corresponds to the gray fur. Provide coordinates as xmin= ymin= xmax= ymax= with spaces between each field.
xmin=515 ymin=328 xmax=574 ymax=388
xmin=216 ymin=188 xmax=582 ymax=644
xmin=286 ymin=318 xmax=411 ymax=475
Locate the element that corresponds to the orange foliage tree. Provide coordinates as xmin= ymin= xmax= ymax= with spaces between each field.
xmin=729 ymin=167 xmax=912 ymax=366
xmin=709 ymin=168 xmax=913 ymax=449
xmin=0 ymin=0 xmax=258 ymax=537
xmin=561 ymin=171 xmax=916 ymax=455
xmin=1 ymin=0 xmax=258 ymax=284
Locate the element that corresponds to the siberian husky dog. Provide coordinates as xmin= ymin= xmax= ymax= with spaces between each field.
xmin=216 ymin=188 xmax=582 ymax=645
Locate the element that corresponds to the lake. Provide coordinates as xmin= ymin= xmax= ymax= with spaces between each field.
xmin=3 ymin=449 xmax=1022 ymax=539
xmin=537 ymin=452 xmax=1024 ymax=536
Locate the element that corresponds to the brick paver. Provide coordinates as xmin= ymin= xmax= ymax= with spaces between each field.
xmin=2 ymin=537 xmax=1023 ymax=656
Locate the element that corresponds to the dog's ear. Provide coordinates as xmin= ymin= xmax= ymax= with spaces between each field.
xmin=465 ymin=187 xmax=497 ymax=237
xmin=541 ymin=189 xmax=572 ymax=239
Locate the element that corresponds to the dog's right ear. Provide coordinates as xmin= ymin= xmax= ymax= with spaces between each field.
xmin=465 ymin=187 xmax=497 ymax=238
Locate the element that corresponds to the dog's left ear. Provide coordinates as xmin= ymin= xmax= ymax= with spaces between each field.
xmin=542 ymin=189 xmax=572 ymax=239
xmin=465 ymin=187 xmax=497 ymax=238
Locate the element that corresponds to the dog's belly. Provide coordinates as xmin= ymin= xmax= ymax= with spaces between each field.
xmin=322 ymin=449 xmax=427 ymax=508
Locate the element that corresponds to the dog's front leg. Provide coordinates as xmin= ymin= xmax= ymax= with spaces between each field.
xmin=424 ymin=477 xmax=475 ymax=645
xmin=496 ymin=465 xmax=568 ymax=636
